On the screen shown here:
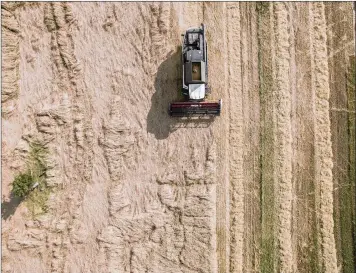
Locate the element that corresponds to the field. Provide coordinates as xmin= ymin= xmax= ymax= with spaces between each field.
xmin=1 ymin=2 xmax=355 ymax=273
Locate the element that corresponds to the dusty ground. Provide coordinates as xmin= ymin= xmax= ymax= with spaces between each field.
xmin=1 ymin=2 xmax=355 ymax=273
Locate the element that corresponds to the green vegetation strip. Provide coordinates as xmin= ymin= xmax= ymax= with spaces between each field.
xmin=11 ymin=141 xmax=50 ymax=217
xmin=341 ymin=56 xmax=356 ymax=273
xmin=257 ymin=2 xmax=277 ymax=273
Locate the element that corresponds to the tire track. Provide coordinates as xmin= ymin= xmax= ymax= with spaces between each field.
xmin=272 ymin=3 xmax=295 ymax=272
xmin=309 ymin=3 xmax=338 ymax=272
xmin=226 ymin=3 xmax=244 ymax=273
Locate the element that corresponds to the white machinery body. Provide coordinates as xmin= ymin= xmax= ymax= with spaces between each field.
xmin=188 ymin=84 xmax=206 ymax=100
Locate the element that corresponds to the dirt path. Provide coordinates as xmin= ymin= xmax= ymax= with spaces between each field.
xmin=1 ymin=2 xmax=355 ymax=273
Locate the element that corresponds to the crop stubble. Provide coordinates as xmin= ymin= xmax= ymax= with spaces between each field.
xmin=1 ymin=2 xmax=355 ymax=273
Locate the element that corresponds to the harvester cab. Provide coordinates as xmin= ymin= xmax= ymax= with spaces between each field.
xmin=169 ymin=24 xmax=222 ymax=117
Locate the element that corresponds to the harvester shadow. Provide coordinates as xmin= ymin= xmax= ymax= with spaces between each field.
xmin=1 ymin=193 xmax=23 ymax=220
xmin=147 ymin=49 xmax=181 ymax=140
xmin=147 ymin=48 xmax=215 ymax=139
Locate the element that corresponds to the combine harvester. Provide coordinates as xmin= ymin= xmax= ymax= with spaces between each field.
xmin=169 ymin=24 xmax=222 ymax=117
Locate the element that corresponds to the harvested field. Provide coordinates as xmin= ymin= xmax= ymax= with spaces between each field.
xmin=1 ymin=2 xmax=355 ymax=273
